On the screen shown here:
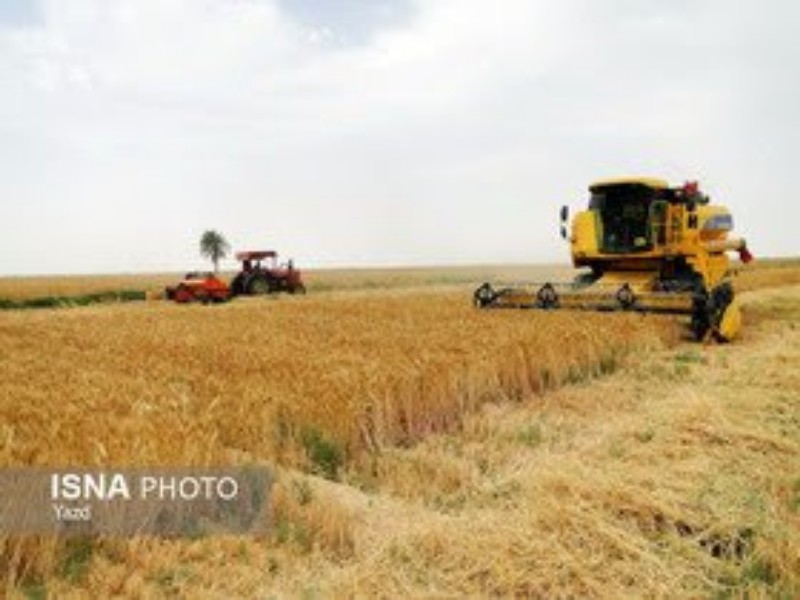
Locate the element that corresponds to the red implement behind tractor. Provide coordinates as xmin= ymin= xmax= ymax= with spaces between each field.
xmin=165 ymin=272 xmax=231 ymax=303
xmin=230 ymin=250 xmax=306 ymax=296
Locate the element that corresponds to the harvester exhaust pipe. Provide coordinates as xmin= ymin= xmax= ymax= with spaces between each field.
xmin=559 ymin=206 xmax=569 ymax=239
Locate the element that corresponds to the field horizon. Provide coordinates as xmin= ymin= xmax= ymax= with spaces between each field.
xmin=3 ymin=254 xmax=799 ymax=279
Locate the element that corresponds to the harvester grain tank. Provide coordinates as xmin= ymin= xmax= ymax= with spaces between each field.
xmin=474 ymin=178 xmax=752 ymax=342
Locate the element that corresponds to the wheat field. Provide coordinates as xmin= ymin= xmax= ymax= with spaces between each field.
xmin=1 ymin=262 xmax=798 ymax=598
xmin=0 ymin=289 xmax=671 ymax=470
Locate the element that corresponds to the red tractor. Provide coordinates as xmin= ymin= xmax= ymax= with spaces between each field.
xmin=230 ymin=250 xmax=306 ymax=296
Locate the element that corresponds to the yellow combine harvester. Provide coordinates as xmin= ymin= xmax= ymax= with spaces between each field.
xmin=474 ymin=177 xmax=753 ymax=342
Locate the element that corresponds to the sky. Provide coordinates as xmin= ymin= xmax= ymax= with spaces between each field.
xmin=0 ymin=0 xmax=798 ymax=275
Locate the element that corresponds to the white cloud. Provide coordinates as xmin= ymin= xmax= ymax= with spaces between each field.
xmin=0 ymin=0 xmax=798 ymax=275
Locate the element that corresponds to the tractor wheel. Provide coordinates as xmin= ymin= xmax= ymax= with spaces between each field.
xmin=290 ymin=283 xmax=307 ymax=295
xmin=246 ymin=275 xmax=271 ymax=295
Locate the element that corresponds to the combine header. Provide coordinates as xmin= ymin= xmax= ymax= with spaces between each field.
xmin=474 ymin=178 xmax=752 ymax=342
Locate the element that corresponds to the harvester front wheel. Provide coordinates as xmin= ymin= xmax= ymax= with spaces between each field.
xmin=691 ymin=282 xmax=738 ymax=343
xmin=691 ymin=309 xmax=709 ymax=341
xmin=716 ymin=295 xmax=742 ymax=343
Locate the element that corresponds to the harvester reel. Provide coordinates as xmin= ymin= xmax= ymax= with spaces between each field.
xmin=474 ymin=283 xmax=498 ymax=308
xmin=536 ymin=283 xmax=559 ymax=309
xmin=615 ymin=284 xmax=636 ymax=310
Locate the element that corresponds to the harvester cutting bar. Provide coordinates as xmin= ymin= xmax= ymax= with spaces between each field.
xmin=473 ymin=282 xmax=695 ymax=315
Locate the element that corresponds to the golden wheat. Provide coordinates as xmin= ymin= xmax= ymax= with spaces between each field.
xmin=0 ymin=287 xmax=673 ymax=589
xmin=734 ymin=261 xmax=800 ymax=292
xmin=1 ymin=262 xmax=798 ymax=597
xmin=0 ymin=274 xmax=179 ymax=301
xmin=0 ymin=289 xmax=672 ymax=471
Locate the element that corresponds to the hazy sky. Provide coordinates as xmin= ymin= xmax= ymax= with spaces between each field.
xmin=1 ymin=0 xmax=798 ymax=275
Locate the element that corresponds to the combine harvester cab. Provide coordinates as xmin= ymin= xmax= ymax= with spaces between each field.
xmin=474 ymin=177 xmax=753 ymax=342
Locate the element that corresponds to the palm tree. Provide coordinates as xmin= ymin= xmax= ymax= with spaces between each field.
xmin=200 ymin=230 xmax=230 ymax=273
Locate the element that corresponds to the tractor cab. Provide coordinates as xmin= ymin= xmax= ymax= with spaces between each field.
xmin=238 ymin=250 xmax=277 ymax=273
